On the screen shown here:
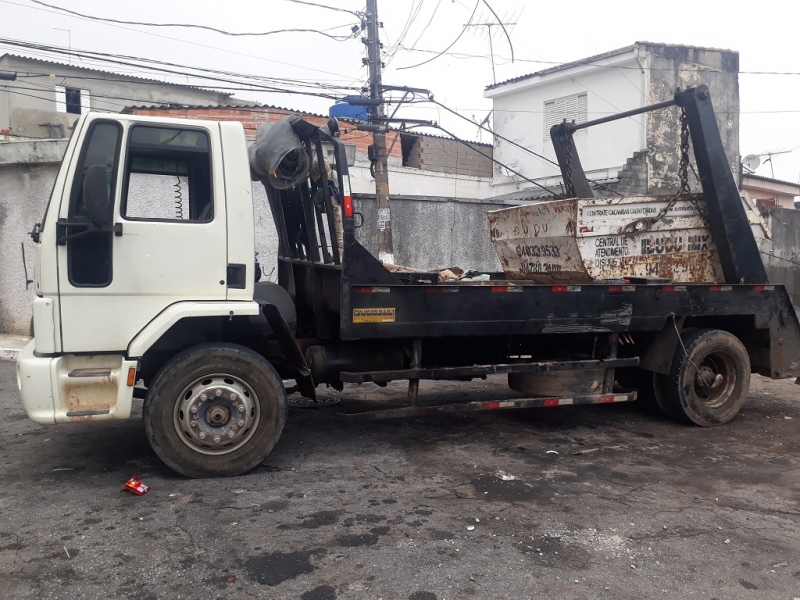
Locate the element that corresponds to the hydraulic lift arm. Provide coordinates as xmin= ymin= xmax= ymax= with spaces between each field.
xmin=549 ymin=85 xmax=767 ymax=285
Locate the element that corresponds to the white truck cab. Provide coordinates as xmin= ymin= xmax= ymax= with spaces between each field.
xmin=17 ymin=112 xmax=260 ymax=426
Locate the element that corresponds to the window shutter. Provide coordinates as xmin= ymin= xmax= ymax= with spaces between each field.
xmin=80 ymin=90 xmax=91 ymax=114
xmin=544 ymin=93 xmax=588 ymax=140
xmin=55 ymin=86 xmax=66 ymax=113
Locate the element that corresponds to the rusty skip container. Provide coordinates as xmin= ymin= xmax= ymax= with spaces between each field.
xmin=488 ymin=193 xmax=769 ymax=283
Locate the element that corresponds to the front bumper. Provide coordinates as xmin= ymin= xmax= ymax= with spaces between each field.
xmin=17 ymin=341 xmax=138 ymax=424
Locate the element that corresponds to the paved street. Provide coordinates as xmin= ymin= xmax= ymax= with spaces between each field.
xmin=2 ymin=359 xmax=800 ymax=599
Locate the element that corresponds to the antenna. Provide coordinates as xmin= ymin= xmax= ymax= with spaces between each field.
xmin=463 ymin=13 xmax=516 ymax=85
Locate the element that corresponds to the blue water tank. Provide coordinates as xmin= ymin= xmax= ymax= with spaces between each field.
xmin=329 ymin=101 xmax=368 ymax=121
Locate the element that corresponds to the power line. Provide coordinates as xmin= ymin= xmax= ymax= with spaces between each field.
xmin=397 ymin=0 xmax=480 ymax=71
xmin=27 ymin=0 xmax=361 ymax=41
xmin=0 ymin=38 xmax=359 ymax=98
xmin=281 ymin=0 xmax=362 ymax=17
xmin=0 ymin=0 xmax=356 ymax=80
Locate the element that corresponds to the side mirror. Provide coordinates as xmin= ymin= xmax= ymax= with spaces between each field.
xmin=83 ymin=164 xmax=112 ymax=227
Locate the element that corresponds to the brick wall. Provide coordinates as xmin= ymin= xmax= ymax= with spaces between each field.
xmin=130 ymin=106 xmax=402 ymax=158
xmin=412 ymin=136 xmax=493 ymax=178
xmin=614 ymin=150 xmax=648 ymax=195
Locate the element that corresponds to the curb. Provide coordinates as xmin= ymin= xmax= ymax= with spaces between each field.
xmin=0 ymin=347 xmax=21 ymax=361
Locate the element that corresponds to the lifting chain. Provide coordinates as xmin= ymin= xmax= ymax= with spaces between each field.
xmin=563 ymin=131 xmax=576 ymax=198
xmin=622 ymin=107 xmax=706 ymax=235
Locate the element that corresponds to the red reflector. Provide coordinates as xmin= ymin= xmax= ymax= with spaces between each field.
xmin=552 ymin=286 xmax=568 ymax=292
xmin=343 ymin=195 xmax=353 ymax=218
xmin=543 ymin=398 xmax=560 ymax=407
xmin=709 ymin=285 xmax=721 ymax=292
xmin=601 ymin=395 xmax=616 ymax=403
xmin=662 ymin=285 xmax=675 ymax=292
xmin=753 ymin=285 xmax=765 ymax=292
xmin=484 ymin=401 xmax=500 ymax=410
xmin=354 ymin=287 xmax=373 ymax=293
xmin=491 ymin=286 xmax=508 ymax=293
xmin=608 ymin=285 xmax=622 ymax=292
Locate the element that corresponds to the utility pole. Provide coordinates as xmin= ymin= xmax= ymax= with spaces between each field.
xmin=365 ymin=0 xmax=394 ymax=264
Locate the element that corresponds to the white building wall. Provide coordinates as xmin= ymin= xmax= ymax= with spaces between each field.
xmin=487 ymin=51 xmax=646 ymax=196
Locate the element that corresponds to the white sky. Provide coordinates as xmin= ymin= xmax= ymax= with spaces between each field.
xmin=1 ymin=0 xmax=799 ymax=182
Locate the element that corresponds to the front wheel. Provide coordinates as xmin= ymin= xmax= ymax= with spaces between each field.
xmin=654 ymin=329 xmax=750 ymax=426
xmin=144 ymin=343 xmax=287 ymax=478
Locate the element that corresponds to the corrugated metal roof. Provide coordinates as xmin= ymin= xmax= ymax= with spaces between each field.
xmin=0 ymin=53 xmax=234 ymax=96
xmin=486 ymin=41 xmax=738 ymax=92
xmin=743 ymin=173 xmax=800 ymax=191
xmin=487 ymin=178 xmax=619 ymax=203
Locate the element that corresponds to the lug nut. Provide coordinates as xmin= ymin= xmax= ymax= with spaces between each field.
xmin=237 ymin=420 xmax=245 ymax=427
xmin=200 ymin=394 xmax=207 ymax=401
xmin=190 ymin=421 xmax=198 ymax=428
xmin=228 ymin=432 xmax=235 ymax=439
xmin=215 ymin=389 xmax=222 ymax=397
xmin=238 ymin=404 xmax=245 ymax=412
xmin=230 ymin=393 xmax=237 ymax=400
xmin=190 ymin=406 xmax=198 ymax=414
xmin=198 ymin=432 xmax=207 ymax=440
xmin=213 ymin=436 xmax=221 ymax=444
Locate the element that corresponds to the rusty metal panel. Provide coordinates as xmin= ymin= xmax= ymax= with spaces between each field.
xmin=489 ymin=193 xmax=769 ymax=283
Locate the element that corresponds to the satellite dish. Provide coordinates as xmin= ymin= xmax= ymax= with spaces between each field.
xmin=501 ymin=159 xmax=519 ymax=177
xmin=743 ymin=154 xmax=761 ymax=171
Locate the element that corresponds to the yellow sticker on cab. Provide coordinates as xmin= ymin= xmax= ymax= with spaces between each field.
xmin=353 ymin=308 xmax=396 ymax=323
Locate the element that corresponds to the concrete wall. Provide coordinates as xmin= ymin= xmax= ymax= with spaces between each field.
xmin=0 ymin=140 xmax=66 ymax=335
xmin=760 ymin=206 xmax=800 ymax=312
xmin=353 ymin=194 xmax=502 ymax=272
xmin=0 ymin=55 xmax=234 ymax=140
xmin=643 ymin=44 xmax=739 ymax=194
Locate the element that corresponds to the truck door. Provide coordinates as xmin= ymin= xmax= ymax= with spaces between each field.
xmin=56 ymin=116 xmax=228 ymax=353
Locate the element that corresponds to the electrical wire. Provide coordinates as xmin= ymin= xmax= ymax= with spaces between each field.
xmin=0 ymin=0 xmax=355 ymax=80
xmin=27 ymin=0 xmax=361 ymax=41
xmin=418 ymin=97 xmax=623 ymax=196
xmin=0 ymin=39 xmax=357 ymax=99
xmin=281 ymin=0 xmax=362 ymax=17
xmin=397 ymin=0 xmax=480 ymax=70
xmin=427 ymin=123 xmax=559 ymax=196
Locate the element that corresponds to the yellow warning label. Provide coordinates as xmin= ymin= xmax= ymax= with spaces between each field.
xmin=353 ymin=308 xmax=396 ymax=323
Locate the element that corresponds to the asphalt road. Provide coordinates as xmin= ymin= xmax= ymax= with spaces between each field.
xmin=2 ymin=359 xmax=800 ymax=599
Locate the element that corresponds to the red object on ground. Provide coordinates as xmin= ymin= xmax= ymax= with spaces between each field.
xmin=123 ymin=475 xmax=150 ymax=496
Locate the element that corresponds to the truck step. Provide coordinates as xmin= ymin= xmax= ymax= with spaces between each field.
xmin=339 ymin=391 xmax=637 ymax=421
xmin=340 ymin=357 xmax=638 ymax=384
xmin=68 ymin=368 xmax=112 ymax=378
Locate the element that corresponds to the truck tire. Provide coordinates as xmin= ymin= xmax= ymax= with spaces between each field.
xmin=144 ymin=343 xmax=287 ymax=478
xmin=653 ymin=329 xmax=750 ymax=426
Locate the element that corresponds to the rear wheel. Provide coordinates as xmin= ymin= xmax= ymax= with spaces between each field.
xmin=144 ymin=343 xmax=287 ymax=478
xmin=654 ymin=329 xmax=750 ymax=426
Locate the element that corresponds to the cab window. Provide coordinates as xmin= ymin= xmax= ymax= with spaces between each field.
xmin=122 ymin=126 xmax=213 ymax=222
xmin=67 ymin=120 xmax=121 ymax=287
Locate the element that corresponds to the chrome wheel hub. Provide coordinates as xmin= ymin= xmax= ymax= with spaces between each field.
xmin=174 ymin=374 xmax=259 ymax=455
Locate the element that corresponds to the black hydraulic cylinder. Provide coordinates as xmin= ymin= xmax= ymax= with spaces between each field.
xmin=678 ymin=86 xmax=768 ymax=284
